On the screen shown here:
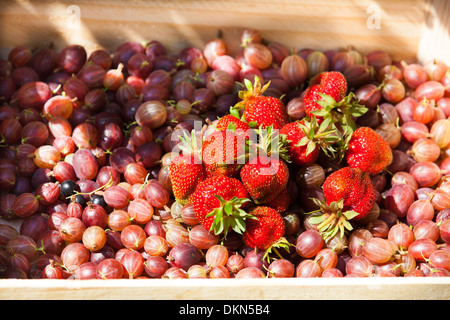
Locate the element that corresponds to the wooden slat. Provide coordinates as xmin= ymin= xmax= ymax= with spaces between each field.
xmin=417 ymin=0 xmax=450 ymax=65
xmin=0 ymin=277 xmax=449 ymax=300
xmin=0 ymin=0 xmax=446 ymax=65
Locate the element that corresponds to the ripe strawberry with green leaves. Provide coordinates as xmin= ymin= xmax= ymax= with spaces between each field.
xmin=323 ymin=167 xmax=375 ymax=218
xmin=242 ymin=206 xmax=285 ymax=250
xmin=214 ymin=110 xmax=252 ymax=144
xmin=169 ymin=153 xmax=205 ymax=205
xmin=191 ymin=175 xmax=252 ymax=237
xmin=169 ymin=130 xmax=205 ymax=205
xmin=346 ymin=126 xmax=393 ymax=175
xmin=240 ymin=155 xmax=289 ymax=204
xmin=304 ymin=71 xmax=367 ymax=138
xmin=202 ymin=129 xmax=247 ymax=178
xmin=305 ymin=71 xmax=348 ymax=117
xmin=307 ymin=166 xmax=376 ymax=241
xmin=279 ymin=117 xmax=339 ymax=166
xmin=233 ymin=77 xmax=288 ymax=130
xmin=215 ymin=112 xmax=250 ymax=133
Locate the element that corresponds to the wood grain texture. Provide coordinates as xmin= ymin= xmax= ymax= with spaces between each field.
xmin=0 ymin=0 xmax=447 ymax=64
xmin=0 ymin=278 xmax=448 ymax=300
xmin=418 ymin=0 xmax=450 ymax=65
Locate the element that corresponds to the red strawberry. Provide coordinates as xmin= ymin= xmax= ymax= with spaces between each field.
xmin=244 ymin=95 xmax=288 ymax=130
xmin=169 ymin=153 xmax=205 ymax=205
xmin=304 ymin=71 xmax=348 ymax=120
xmin=216 ymin=114 xmax=250 ymax=133
xmin=202 ymin=130 xmax=247 ymax=177
xmin=323 ymin=167 xmax=376 ymax=218
xmin=346 ymin=126 xmax=393 ymax=175
xmin=279 ymin=118 xmax=338 ymax=166
xmin=240 ymin=155 xmax=289 ymax=204
xmin=234 ymin=77 xmax=288 ymax=130
xmin=242 ymin=206 xmax=285 ymax=250
xmin=307 ymin=166 xmax=376 ymax=241
xmin=304 ymin=85 xmax=332 ymax=121
xmin=310 ymin=71 xmax=348 ymax=100
xmin=191 ymin=175 xmax=252 ymax=236
xmin=303 ymin=71 xmax=367 ymax=139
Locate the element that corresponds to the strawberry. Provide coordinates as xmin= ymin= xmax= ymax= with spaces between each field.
xmin=191 ymin=175 xmax=252 ymax=236
xmin=169 ymin=153 xmax=205 ymax=205
xmin=304 ymin=71 xmax=348 ymax=120
xmin=240 ymin=155 xmax=289 ymax=204
xmin=242 ymin=206 xmax=285 ymax=250
xmin=346 ymin=126 xmax=393 ymax=175
xmin=303 ymin=71 xmax=367 ymax=140
xmin=233 ymin=77 xmax=288 ymax=130
xmin=243 ymin=95 xmax=288 ymax=130
xmin=310 ymin=72 xmax=348 ymax=100
xmin=323 ymin=167 xmax=375 ymax=218
xmin=169 ymin=130 xmax=205 ymax=205
xmin=307 ymin=166 xmax=376 ymax=241
xmin=216 ymin=114 xmax=250 ymax=133
xmin=279 ymin=117 xmax=339 ymax=167
xmin=202 ymin=129 xmax=247 ymax=178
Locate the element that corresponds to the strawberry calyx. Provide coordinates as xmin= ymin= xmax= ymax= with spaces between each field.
xmin=205 ymin=195 xmax=254 ymax=238
xmin=305 ymin=198 xmax=359 ymax=241
xmin=294 ymin=116 xmax=341 ymax=159
xmin=311 ymin=92 xmax=368 ymax=140
xmin=177 ymin=128 xmax=204 ymax=162
xmin=229 ymin=106 xmax=241 ymax=120
xmin=233 ymin=76 xmax=270 ymax=112
xmin=310 ymin=92 xmax=368 ymax=162
xmin=262 ymin=236 xmax=294 ymax=263
xmin=252 ymin=124 xmax=291 ymax=163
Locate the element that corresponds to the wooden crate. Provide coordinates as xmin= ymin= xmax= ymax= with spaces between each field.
xmin=0 ymin=277 xmax=449 ymax=300
xmin=0 ymin=0 xmax=449 ymax=300
xmin=0 ymin=0 xmax=449 ymax=65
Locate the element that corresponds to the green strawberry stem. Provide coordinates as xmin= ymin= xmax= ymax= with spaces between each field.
xmin=229 ymin=107 xmax=241 ymax=119
xmin=253 ymin=124 xmax=291 ymax=163
xmin=312 ymin=92 xmax=367 ymax=137
xmin=313 ymin=130 xmax=337 ymax=139
xmin=206 ymin=195 xmax=254 ymax=238
xmin=296 ymin=116 xmax=341 ymax=158
xmin=262 ymin=237 xmax=294 ymax=263
xmin=316 ymin=212 xmax=338 ymax=230
xmin=305 ymin=199 xmax=359 ymax=242
xmin=177 ymin=127 xmax=205 ymax=161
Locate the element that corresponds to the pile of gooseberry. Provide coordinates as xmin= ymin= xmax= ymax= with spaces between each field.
xmin=0 ymin=28 xmax=449 ymax=279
